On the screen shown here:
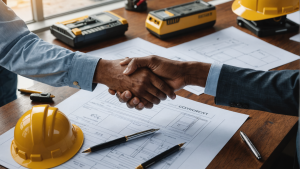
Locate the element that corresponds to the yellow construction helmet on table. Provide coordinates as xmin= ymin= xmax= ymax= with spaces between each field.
xmin=232 ymin=0 xmax=299 ymax=21
xmin=11 ymin=105 xmax=84 ymax=169
xmin=232 ymin=0 xmax=299 ymax=36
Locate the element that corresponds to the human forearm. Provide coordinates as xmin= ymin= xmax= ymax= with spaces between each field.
xmin=183 ymin=61 xmax=211 ymax=88
xmin=0 ymin=32 xmax=100 ymax=91
xmin=215 ymin=65 xmax=299 ymax=115
xmin=0 ymin=1 xmax=100 ymax=91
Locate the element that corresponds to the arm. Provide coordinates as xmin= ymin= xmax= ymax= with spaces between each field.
xmin=215 ymin=64 xmax=299 ymax=116
xmin=118 ymin=56 xmax=299 ymax=116
xmin=0 ymin=2 xmax=174 ymax=108
xmin=0 ymin=1 xmax=99 ymax=91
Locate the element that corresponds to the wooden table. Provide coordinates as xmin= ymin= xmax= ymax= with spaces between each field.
xmin=1 ymin=0 xmax=299 ymax=168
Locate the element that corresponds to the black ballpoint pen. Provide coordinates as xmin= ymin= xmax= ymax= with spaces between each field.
xmin=135 ymin=142 xmax=185 ymax=169
xmin=82 ymin=129 xmax=159 ymax=153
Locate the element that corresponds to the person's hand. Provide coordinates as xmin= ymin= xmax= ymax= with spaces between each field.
xmin=121 ymin=55 xmax=211 ymax=89
xmin=121 ymin=57 xmax=186 ymax=90
xmin=110 ymin=56 xmax=211 ymax=108
xmin=108 ymin=89 xmax=144 ymax=110
xmin=93 ymin=59 xmax=176 ymax=109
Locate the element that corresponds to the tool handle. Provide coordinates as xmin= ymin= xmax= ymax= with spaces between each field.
xmin=136 ymin=0 xmax=146 ymax=6
xmin=91 ymin=137 xmax=127 ymax=152
xmin=142 ymin=145 xmax=180 ymax=168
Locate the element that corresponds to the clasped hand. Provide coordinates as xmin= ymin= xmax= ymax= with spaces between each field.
xmin=100 ymin=56 xmax=211 ymax=110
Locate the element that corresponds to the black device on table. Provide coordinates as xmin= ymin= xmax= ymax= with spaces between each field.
xmin=50 ymin=11 xmax=128 ymax=48
xmin=30 ymin=93 xmax=53 ymax=102
xmin=125 ymin=0 xmax=147 ymax=11
xmin=237 ymin=15 xmax=299 ymax=37
xmin=18 ymin=89 xmax=55 ymax=102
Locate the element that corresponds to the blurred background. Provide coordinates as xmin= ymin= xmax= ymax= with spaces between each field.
xmin=7 ymin=0 xmax=114 ymax=22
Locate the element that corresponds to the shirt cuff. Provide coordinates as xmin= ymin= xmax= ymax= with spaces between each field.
xmin=204 ymin=62 xmax=223 ymax=96
xmin=68 ymin=52 xmax=100 ymax=91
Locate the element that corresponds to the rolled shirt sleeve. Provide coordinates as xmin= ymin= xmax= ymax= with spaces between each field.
xmin=204 ymin=62 xmax=223 ymax=96
xmin=0 ymin=1 xmax=100 ymax=91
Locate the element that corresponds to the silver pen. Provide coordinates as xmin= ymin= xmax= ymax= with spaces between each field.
xmin=240 ymin=131 xmax=261 ymax=160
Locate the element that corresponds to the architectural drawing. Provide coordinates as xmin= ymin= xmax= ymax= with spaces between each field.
xmin=56 ymin=89 xmax=211 ymax=169
xmin=170 ymin=27 xmax=299 ymax=71
xmin=114 ymin=47 xmax=153 ymax=58
xmin=189 ymin=38 xmax=280 ymax=68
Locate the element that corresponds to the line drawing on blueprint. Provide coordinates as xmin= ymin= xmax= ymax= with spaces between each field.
xmin=188 ymin=38 xmax=280 ymax=68
xmin=57 ymin=89 xmax=214 ymax=169
xmin=169 ymin=114 xmax=207 ymax=136
xmin=168 ymin=56 xmax=187 ymax=62
xmin=107 ymin=46 xmax=154 ymax=59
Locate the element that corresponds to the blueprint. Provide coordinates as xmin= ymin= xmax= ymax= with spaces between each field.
xmin=170 ymin=27 xmax=299 ymax=71
xmin=287 ymin=11 xmax=300 ymax=24
xmin=290 ymin=33 xmax=300 ymax=42
xmin=169 ymin=27 xmax=300 ymax=94
xmin=287 ymin=11 xmax=300 ymax=42
xmin=88 ymin=38 xmax=204 ymax=95
xmin=0 ymin=85 xmax=248 ymax=169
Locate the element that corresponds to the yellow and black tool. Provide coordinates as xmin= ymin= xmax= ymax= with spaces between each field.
xmin=50 ymin=11 xmax=128 ymax=48
xmin=146 ymin=0 xmax=216 ymax=39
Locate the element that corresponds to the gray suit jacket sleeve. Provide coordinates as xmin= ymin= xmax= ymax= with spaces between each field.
xmin=215 ymin=64 xmax=299 ymax=116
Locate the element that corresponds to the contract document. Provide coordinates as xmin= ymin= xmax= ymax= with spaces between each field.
xmin=0 ymin=85 xmax=248 ymax=169
xmin=88 ymin=38 xmax=204 ymax=95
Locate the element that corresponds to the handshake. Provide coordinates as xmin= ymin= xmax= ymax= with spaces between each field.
xmin=93 ymin=56 xmax=211 ymax=110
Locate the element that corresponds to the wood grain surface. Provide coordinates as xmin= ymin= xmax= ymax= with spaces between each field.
xmin=0 ymin=0 xmax=299 ymax=169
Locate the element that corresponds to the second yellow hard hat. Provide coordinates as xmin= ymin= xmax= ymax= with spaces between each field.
xmin=11 ymin=105 xmax=84 ymax=169
xmin=232 ymin=0 xmax=299 ymax=21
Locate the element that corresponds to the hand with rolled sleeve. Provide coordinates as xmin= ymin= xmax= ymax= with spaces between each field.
xmin=0 ymin=1 xmax=175 ymax=108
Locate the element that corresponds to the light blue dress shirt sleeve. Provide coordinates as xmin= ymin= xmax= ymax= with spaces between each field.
xmin=204 ymin=62 xmax=223 ymax=96
xmin=0 ymin=1 xmax=100 ymax=91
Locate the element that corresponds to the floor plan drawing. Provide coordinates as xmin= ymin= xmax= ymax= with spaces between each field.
xmin=0 ymin=85 xmax=248 ymax=169
xmin=114 ymin=47 xmax=153 ymax=59
xmin=189 ymin=38 xmax=280 ymax=69
xmin=170 ymin=27 xmax=299 ymax=71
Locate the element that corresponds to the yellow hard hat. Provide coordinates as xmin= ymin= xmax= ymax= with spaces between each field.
xmin=232 ymin=0 xmax=299 ymax=21
xmin=11 ymin=105 xmax=84 ymax=169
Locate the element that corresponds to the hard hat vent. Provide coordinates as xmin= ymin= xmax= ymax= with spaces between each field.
xmin=30 ymin=154 xmax=42 ymax=162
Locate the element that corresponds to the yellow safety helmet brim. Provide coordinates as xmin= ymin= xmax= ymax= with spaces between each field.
xmin=232 ymin=0 xmax=298 ymax=21
xmin=11 ymin=124 xmax=84 ymax=169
